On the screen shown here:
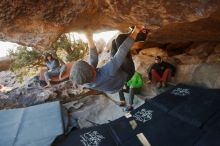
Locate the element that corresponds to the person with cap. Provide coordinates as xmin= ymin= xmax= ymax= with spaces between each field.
xmin=70 ymin=26 xmax=145 ymax=109
xmin=44 ymin=53 xmax=66 ymax=88
xmin=147 ymin=56 xmax=176 ymax=88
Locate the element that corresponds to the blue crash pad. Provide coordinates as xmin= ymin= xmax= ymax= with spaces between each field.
xmin=0 ymin=101 xmax=64 ymax=146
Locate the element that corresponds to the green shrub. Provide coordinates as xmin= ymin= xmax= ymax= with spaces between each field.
xmin=9 ymin=34 xmax=88 ymax=82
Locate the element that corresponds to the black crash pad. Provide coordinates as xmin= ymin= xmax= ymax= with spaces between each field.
xmin=151 ymin=84 xmax=204 ymax=112
xmin=128 ymin=102 xmax=203 ymax=146
xmin=54 ymin=124 xmax=116 ymax=146
xmin=170 ymin=88 xmax=220 ymax=127
xmin=195 ymin=131 xmax=220 ymax=146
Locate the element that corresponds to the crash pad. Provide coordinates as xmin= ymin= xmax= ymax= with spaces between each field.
xmin=54 ymin=124 xmax=116 ymax=146
xmin=203 ymin=110 xmax=220 ymax=132
xmin=128 ymin=101 xmax=203 ymax=146
xmin=0 ymin=101 xmax=63 ymax=146
xmin=151 ymin=84 xmax=204 ymax=112
xmin=170 ymin=87 xmax=220 ymax=127
xmin=54 ymin=84 xmax=220 ymax=146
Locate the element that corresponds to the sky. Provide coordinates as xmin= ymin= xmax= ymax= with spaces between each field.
xmin=0 ymin=30 xmax=119 ymax=57
xmin=0 ymin=42 xmax=18 ymax=57
xmin=69 ymin=30 xmax=118 ymax=42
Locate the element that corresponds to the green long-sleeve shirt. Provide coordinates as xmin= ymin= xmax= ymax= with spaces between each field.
xmin=127 ymin=72 xmax=144 ymax=88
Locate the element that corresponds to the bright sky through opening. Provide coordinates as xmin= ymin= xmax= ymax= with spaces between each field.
xmin=0 ymin=30 xmax=119 ymax=57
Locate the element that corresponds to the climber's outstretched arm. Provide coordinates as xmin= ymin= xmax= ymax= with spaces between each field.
xmin=86 ymin=32 xmax=98 ymax=68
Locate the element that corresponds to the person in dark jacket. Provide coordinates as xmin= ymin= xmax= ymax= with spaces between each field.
xmin=147 ymin=56 xmax=176 ymax=88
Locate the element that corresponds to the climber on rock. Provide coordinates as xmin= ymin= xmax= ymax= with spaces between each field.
xmin=70 ymin=26 xmax=145 ymax=110
xmin=147 ymin=56 xmax=176 ymax=88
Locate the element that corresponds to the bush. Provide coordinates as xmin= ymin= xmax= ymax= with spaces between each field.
xmin=9 ymin=34 xmax=88 ymax=82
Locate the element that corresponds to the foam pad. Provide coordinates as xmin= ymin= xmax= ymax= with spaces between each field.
xmin=121 ymin=135 xmax=146 ymax=146
xmin=129 ymin=102 xmax=202 ymax=146
xmin=195 ymin=131 xmax=220 ymax=146
xmin=55 ymin=124 xmax=116 ymax=146
xmin=108 ymin=116 xmax=135 ymax=145
xmin=170 ymin=88 xmax=220 ymax=127
xmin=0 ymin=102 xmax=63 ymax=146
xmin=203 ymin=110 xmax=220 ymax=132
xmin=151 ymin=84 xmax=203 ymax=112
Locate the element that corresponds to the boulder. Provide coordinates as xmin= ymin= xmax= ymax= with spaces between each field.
xmin=139 ymin=47 xmax=167 ymax=57
xmin=173 ymin=54 xmax=204 ymax=65
xmin=186 ymin=42 xmax=217 ymax=56
xmin=192 ymin=63 xmax=220 ymax=88
xmin=0 ymin=71 xmax=21 ymax=88
xmin=206 ymin=53 xmax=220 ymax=63
xmin=174 ymin=64 xmax=200 ymax=84
xmin=214 ymin=43 xmax=220 ymax=53
xmin=133 ymin=54 xmax=154 ymax=78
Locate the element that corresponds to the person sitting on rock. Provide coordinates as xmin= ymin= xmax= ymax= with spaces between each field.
xmin=147 ymin=56 xmax=176 ymax=88
xmin=120 ymin=71 xmax=144 ymax=111
xmin=70 ymin=26 xmax=144 ymax=109
xmin=44 ymin=52 xmax=66 ymax=88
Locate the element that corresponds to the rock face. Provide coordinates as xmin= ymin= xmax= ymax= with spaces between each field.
xmin=0 ymin=71 xmax=21 ymax=88
xmin=1 ymin=0 xmax=220 ymax=48
xmin=133 ymin=41 xmax=220 ymax=91
xmin=0 ymin=57 xmax=13 ymax=71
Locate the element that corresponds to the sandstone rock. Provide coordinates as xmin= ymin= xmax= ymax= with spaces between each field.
xmin=206 ymin=53 xmax=220 ymax=63
xmin=133 ymin=55 xmax=155 ymax=78
xmin=186 ymin=42 xmax=217 ymax=56
xmin=149 ymin=12 xmax=220 ymax=43
xmin=165 ymin=42 xmax=192 ymax=55
xmin=0 ymin=77 xmax=93 ymax=109
xmin=60 ymin=89 xmax=70 ymax=99
xmin=214 ymin=76 xmax=220 ymax=88
xmin=192 ymin=63 xmax=220 ymax=88
xmin=69 ymin=94 xmax=125 ymax=128
xmin=139 ymin=47 xmax=167 ymax=57
xmin=0 ymin=93 xmax=9 ymax=99
xmin=0 ymin=0 xmax=220 ymax=47
xmin=142 ymin=41 xmax=163 ymax=49
xmin=214 ymin=43 xmax=220 ymax=53
xmin=173 ymin=54 xmax=204 ymax=65
xmin=36 ymin=90 xmax=53 ymax=102
xmin=0 ymin=71 xmax=21 ymax=88
xmin=174 ymin=64 xmax=200 ymax=84
xmin=63 ymin=100 xmax=84 ymax=110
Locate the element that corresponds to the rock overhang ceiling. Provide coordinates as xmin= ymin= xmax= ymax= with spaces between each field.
xmin=0 ymin=0 xmax=220 ymax=48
